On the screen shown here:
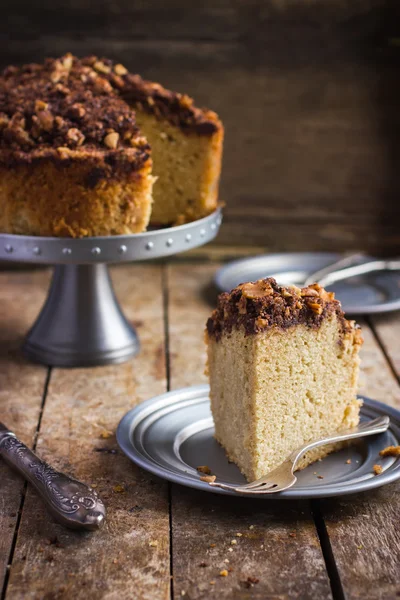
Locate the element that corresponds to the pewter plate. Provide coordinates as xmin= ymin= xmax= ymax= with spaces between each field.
xmin=214 ymin=252 xmax=400 ymax=315
xmin=117 ymin=385 xmax=400 ymax=499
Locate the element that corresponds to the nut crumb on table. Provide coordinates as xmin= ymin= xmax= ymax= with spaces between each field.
xmin=196 ymin=465 xmax=212 ymax=475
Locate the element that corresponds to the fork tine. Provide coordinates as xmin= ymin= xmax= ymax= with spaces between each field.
xmin=208 ymin=480 xmax=276 ymax=492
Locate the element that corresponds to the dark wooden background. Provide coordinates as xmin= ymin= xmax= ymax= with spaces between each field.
xmin=1 ymin=0 xmax=400 ymax=254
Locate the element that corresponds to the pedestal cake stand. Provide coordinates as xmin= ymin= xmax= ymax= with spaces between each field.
xmin=0 ymin=208 xmax=222 ymax=367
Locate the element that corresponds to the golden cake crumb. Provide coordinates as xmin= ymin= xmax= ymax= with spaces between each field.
xmin=220 ymin=570 xmax=228 ymax=577
xmin=379 ymin=445 xmax=400 ymax=457
xmin=373 ymin=464 xmax=383 ymax=475
xmin=200 ymin=475 xmax=216 ymax=483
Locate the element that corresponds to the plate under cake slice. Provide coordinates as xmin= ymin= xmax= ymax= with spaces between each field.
xmin=0 ymin=54 xmax=223 ymax=237
xmin=205 ymin=278 xmax=363 ymax=482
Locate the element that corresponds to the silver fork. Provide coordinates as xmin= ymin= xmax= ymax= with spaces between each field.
xmin=209 ymin=416 xmax=390 ymax=495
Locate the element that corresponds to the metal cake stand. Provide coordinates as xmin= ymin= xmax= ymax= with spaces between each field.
xmin=0 ymin=209 xmax=222 ymax=367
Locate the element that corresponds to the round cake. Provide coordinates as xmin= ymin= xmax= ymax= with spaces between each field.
xmin=0 ymin=54 xmax=223 ymax=237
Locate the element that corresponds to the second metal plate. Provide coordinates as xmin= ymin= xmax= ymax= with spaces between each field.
xmin=214 ymin=252 xmax=400 ymax=315
xmin=117 ymin=385 xmax=400 ymax=499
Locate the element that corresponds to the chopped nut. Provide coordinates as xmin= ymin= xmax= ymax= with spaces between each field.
xmin=160 ymin=132 xmax=167 ymax=140
xmin=35 ymin=100 xmax=48 ymax=112
xmin=114 ymin=63 xmax=128 ymax=76
xmin=307 ymin=302 xmax=323 ymax=315
xmin=282 ymin=289 xmax=293 ymax=298
xmin=301 ymin=288 xmax=319 ymax=297
xmin=56 ymin=146 xmax=73 ymax=160
xmin=113 ymin=484 xmax=125 ymax=493
xmin=55 ymin=83 xmax=70 ymax=95
xmin=255 ymin=317 xmax=269 ymax=329
xmin=228 ymin=548 xmax=233 ymax=552
xmin=94 ymin=77 xmax=113 ymax=93
xmin=104 ymin=131 xmax=120 ymax=149
xmin=62 ymin=54 xmax=73 ymax=70
xmin=196 ymin=465 xmax=211 ymax=475
xmin=99 ymin=430 xmax=112 ymax=439
xmin=209 ymin=544 xmax=216 ymax=548
xmin=289 ymin=532 xmax=297 ymax=538
xmin=209 ymin=581 xmax=215 ymax=585
xmin=235 ymin=533 xmax=242 ymax=537
xmin=200 ymin=475 xmax=216 ymax=483
xmin=230 ymin=539 xmax=237 ymax=545
xmin=147 ymin=96 xmax=155 ymax=106
xmin=220 ymin=569 xmax=228 ymax=577
xmin=379 ymin=445 xmax=400 ymax=457
xmin=317 ymin=475 xmax=324 ymax=479
xmin=67 ymin=127 xmax=85 ymax=146
xmin=179 ymin=94 xmax=193 ymax=109
xmin=373 ymin=464 xmax=383 ymax=475
xmin=149 ymin=540 xmax=158 ymax=547
xmin=68 ymin=103 xmax=86 ymax=119
xmin=94 ymin=60 xmax=111 ymax=74
xmin=36 ymin=110 xmax=54 ymax=132
xmin=249 ymin=525 xmax=255 ymax=530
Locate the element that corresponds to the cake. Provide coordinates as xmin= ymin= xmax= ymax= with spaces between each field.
xmin=0 ymin=54 xmax=223 ymax=237
xmin=206 ymin=278 xmax=363 ymax=481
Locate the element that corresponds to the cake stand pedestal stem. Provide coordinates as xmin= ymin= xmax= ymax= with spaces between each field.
xmin=22 ymin=264 xmax=139 ymax=367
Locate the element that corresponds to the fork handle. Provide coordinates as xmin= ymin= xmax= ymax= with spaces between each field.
xmin=0 ymin=423 xmax=106 ymax=530
xmin=289 ymin=415 xmax=390 ymax=467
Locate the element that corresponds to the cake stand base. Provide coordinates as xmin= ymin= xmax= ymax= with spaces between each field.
xmin=23 ymin=264 xmax=139 ymax=367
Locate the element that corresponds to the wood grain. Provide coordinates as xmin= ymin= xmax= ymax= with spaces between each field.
xmin=370 ymin=313 xmax=400 ymax=380
xmin=319 ymin=317 xmax=400 ymax=599
xmin=1 ymin=0 xmax=400 ymax=252
xmin=4 ymin=265 xmax=171 ymax=600
xmin=0 ymin=269 xmax=50 ymax=593
xmin=166 ymin=263 xmax=332 ymax=599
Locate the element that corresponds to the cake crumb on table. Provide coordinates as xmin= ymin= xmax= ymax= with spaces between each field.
xmin=346 ymin=459 xmax=352 ymax=464
xmin=379 ymin=445 xmax=400 ymax=457
xmin=220 ymin=569 xmax=228 ymax=577
xmin=373 ymin=464 xmax=383 ymax=475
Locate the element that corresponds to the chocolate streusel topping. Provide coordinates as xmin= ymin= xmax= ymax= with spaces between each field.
xmin=0 ymin=53 xmax=219 ymax=169
xmin=0 ymin=54 xmax=151 ymax=172
xmin=207 ymin=278 xmax=357 ymax=341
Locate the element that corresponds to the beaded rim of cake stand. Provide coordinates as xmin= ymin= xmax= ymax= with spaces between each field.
xmin=0 ymin=208 xmax=223 ymax=264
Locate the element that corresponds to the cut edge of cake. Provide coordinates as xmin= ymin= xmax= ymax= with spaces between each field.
xmin=205 ymin=278 xmax=363 ymax=481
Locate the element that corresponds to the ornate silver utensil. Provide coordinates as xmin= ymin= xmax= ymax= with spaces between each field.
xmin=0 ymin=423 xmax=106 ymax=530
xmin=209 ymin=416 xmax=390 ymax=494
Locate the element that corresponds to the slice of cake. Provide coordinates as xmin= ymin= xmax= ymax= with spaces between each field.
xmin=0 ymin=54 xmax=223 ymax=237
xmin=206 ymin=278 xmax=363 ymax=481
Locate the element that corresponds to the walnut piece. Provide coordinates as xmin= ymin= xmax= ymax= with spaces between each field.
xmin=104 ymin=131 xmax=120 ymax=149
xmin=114 ymin=63 xmax=128 ymax=76
xmin=67 ymin=128 xmax=85 ymax=146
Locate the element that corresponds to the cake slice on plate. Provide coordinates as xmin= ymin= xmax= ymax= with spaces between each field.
xmin=206 ymin=278 xmax=363 ymax=481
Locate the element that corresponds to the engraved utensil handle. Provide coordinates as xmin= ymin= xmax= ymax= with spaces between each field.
xmin=0 ymin=423 xmax=106 ymax=530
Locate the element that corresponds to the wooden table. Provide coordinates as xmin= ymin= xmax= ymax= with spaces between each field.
xmin=1 ymin=259 xmax=399 ymax=599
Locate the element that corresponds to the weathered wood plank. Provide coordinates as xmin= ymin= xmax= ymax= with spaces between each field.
xmin=319 ymin=317 xmax=400 ymax=599
xmin=5 ymin=264 xmax=171 ymax=600
xmin=0 ymin=269 xmax=50 ymax=593
xmin=167 ymin=263 xmax=332 ymax=599
xmin=370 ymin=313 xmax=400 ymax=379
